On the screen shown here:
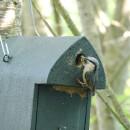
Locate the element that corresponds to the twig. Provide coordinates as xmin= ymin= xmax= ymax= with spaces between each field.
xmin=52 ymin=0 xmax=62 ymax=35
xmin=53 ymin=0 xmax=81 ymax=36
xmin=110 ymin=54 xmax=130 ymax=84
xmin=32 ymin=1 xmax=57 ymax=36
xmin=106 ymin=82 xmax=130 ymax=129
xmin=111 ymin=20 xmax=127 ymax=32
xmin=96 ymin=91 xmax=129 ymax=130
xmin=103 ymin=36 xmax=127 ymax=45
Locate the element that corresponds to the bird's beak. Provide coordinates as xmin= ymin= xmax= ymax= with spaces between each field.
xmin=86 ymin=57 xmax=90 ymax=61
xmin=85 ymin=57 xmax=89 ymax=61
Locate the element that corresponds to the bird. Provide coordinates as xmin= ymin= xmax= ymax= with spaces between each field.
xmin=77 ymin=56 xmax=99 ymax=96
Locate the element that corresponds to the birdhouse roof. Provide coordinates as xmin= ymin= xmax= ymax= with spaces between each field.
xmin=0 ymin=36 xmax=106 ymax=89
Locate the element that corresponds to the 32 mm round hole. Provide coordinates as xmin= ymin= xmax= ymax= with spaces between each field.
xmin=75 ymin=54 xmax=85 ymax=67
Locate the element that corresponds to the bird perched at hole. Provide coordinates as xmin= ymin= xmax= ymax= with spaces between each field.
xmin=77 ymin=56 xmax=99 ymax=96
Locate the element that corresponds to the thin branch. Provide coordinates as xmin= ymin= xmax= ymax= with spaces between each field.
xmin=110 ymin=54 xmax=130 ymax=84
xmin=52 ymin=0 xmax=62 ymax=35
xmin=103 ymin=36 xmax=127 ymax=45
xmin=53 ymin=0 xmax=81 ymax=36
xmin=96 ymin=91 xmax=129 ymax=130
xmin=111 ymin=20 xmax=127 ymax=32
xmin=32 ymin=1 xmax=57 ymax=36
xmin=106 ymin=82 xmax=130 ymax=129
xmin=114 ymin=0 xmax=124 ymax=22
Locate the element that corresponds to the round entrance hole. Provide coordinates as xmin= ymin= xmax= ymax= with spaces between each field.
xmin=75 ymin=54 xmax=85 ymax=67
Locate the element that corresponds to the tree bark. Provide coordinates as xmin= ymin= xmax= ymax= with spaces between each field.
xmin=111 ymin=0 xmax=130 ymax=94
xmin=0 ymin=0 xmax=22 ymax=40
xmin=22 ymin=0 xmax=47 ymax=36
xmin=52 ymin=0 xmax=62 ymax=36
xmin=53 ymin=0 xmax=81 ymax=36
xmin=22 ymin=0 xmax=33 ymax=35
xmin=95 ymin=91 xmax=116 ymax=130
xmin=76 ymin=0 xmax=102 ymax=54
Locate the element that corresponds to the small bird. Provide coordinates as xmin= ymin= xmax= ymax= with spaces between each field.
xmin=77 ymin=56 xmax=99 ymax=96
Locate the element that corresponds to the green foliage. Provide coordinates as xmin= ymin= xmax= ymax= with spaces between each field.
xmin=107 ymin=0 xmax=116 ymax=21
xmin=90 ymin=115 xmax=97 ymax=125
xmin=91 ymin=96 xmax=96 ymax=106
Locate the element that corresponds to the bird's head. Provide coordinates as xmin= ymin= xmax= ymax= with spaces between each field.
xmin=85 ymin=56 xmax=99 ymax=69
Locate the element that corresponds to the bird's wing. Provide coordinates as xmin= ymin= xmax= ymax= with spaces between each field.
xmin=85 ymin=71 xmax=94 ymax=87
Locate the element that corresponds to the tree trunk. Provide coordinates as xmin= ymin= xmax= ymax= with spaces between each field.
xmin=110 ymin=0 xmax=130 ymax=94
xmin=52 ymin=0 xmax=62 ymax=36
xmin=0 ymin=0 xmax=22 ymax=40
xmin=22 ymin=0 xmax=47 ymax=36
xmin=22 ymin=0 xmax=33 ymax=35
xmin=95 ymin=91 xmax=116 ymax=130
xmin=76 ymin=0 xmax=102 ymax=54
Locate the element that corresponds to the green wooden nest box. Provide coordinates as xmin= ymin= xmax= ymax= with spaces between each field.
xmin=0 ymin=36 xmax=106 ymax=130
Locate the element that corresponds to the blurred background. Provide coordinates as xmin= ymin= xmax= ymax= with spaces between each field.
xmin=0 ymin=0 xmax=130 ymax=129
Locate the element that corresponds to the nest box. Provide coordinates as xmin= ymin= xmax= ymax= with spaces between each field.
xmin=0 ymin=36 xmax=106 ymax=130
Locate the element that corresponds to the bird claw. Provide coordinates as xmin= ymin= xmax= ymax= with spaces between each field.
xmin=76 ymin=78 xmax=82 ymax=84
xmin=76 ymin=78 xmax=85 ymax=87
xmin=76 ymin=78 xmax=80 ymax=83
